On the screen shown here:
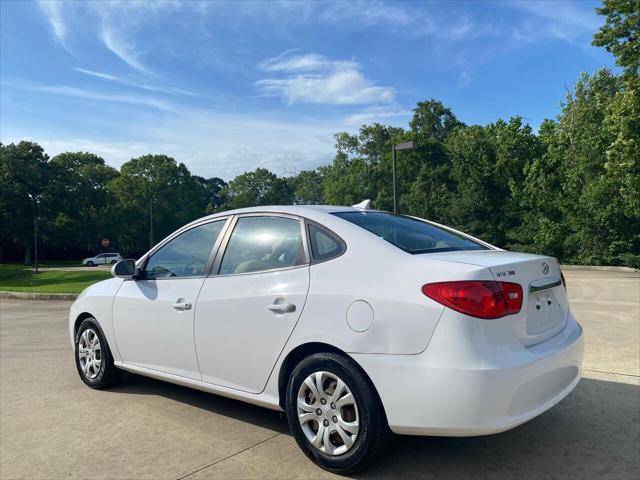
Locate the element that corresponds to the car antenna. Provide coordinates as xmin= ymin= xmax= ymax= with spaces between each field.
xmin=352 ymin=199 xmax=372 ymax=210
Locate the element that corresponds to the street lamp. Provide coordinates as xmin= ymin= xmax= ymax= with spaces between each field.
xmin=149 ymin=197 xmax=155 ymax=249
xmin=27 ymin=193 xmax=41 ymax=273
xmin=392 ymin=141 xmax=417 ymax=213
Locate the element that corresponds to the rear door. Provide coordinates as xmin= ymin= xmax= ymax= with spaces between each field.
xmin=194 ymin=214 xmax=310 ymax=393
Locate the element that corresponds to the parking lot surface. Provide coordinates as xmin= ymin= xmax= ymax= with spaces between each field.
xmin=1 ymin=270 xmax=638 ymax=479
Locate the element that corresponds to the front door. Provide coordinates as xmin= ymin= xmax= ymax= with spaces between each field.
xmin=195 ymin=214 xmax=310 ymax=393
xmin=113 ymin=219 xmax=227 ymax=379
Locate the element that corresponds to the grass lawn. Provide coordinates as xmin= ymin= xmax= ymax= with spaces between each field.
xmin=0 ymin=264 xmax=111 ymax=294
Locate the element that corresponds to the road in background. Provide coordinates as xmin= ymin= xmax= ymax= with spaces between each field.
xmin=0 ymin=270 xmax=638 ymax=479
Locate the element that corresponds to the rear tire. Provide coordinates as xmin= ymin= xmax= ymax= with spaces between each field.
xmin=285 ymin=352 xmax=390 ymax=474
xmin=110 ymin=260 xmax=117 ymax=265
xmin=75 ymin=318 xmax=122 ymax=389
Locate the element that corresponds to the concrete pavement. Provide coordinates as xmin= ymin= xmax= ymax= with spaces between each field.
xmin=0 ymin=270 xmax=638 ymax=479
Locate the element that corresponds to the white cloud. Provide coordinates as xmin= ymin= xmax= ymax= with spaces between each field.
xmin=343 ymin=105 xmax=412 ymax=126
xmin=100 ymin=25 xmax=150 ymax=74
xmin=256 ymin=52 xmax=394 ymax=105
xmin=2 ymin=111 xmax=338 ymax=180
xmin=23 ymin=85 xmax=173 ymax=112
xmin=36 ymin=0 xmax=69 ymax=50
xmin=73 ymin=68 xmax=120 ymax=82
xmin=508 ymin=0 xmax=601 ymax=44
xmin=261 ymin=52 xmax=358 ymax=73
xmin=73 ymin=68 xmax=198 ymax=97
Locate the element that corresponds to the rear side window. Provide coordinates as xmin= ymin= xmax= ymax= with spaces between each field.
xmin=308 ymin=224 xmax=344 ymax=261
xmin=333 ymin=211 xmax=487 ymax=254
xmin=219 ymin=216 xmax=305 ymax=275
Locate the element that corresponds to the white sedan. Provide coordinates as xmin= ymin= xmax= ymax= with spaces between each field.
xmin=69 ymin=204 xmax=583 ymax=473
xmin=82 ymin=252 xmax=123 ymax=266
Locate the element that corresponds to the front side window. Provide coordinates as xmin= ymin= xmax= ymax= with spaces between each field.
xmin=144 ymin=220 xmax=225 ymax=279
xmin=308 ymin=224 xmax=344 ymax=261
xmin=333 ymin=211 xmax=487 ymax=254
xmin=220 ymin=216 xmax=305 ymax=274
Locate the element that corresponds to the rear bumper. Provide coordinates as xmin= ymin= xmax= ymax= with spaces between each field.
xmin=351 ymin=309 xmax=584 ymax=436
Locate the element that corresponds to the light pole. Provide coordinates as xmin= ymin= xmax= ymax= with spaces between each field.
xmin=149 ymin=197 xmax=154 ymax=249
xmin=392 ymin=141 xmax=417 ymax=213
xmin=27 ymin=193 xmax=41 ymax=273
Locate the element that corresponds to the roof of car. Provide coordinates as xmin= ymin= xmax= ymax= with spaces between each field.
xmin=204 ymin=204 xmax=367 ymax=219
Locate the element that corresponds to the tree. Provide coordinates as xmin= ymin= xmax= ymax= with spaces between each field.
xmin=0 ymin=142 xmax=50 ymax=263
xmin=288 ymin=170 xmax=325 ymax=205
xmin=46 ymin=152 xmax=118 ymax=256
xmin=593 ymin=0 xmax=640 ymax=76
xmin=107 ymin=154 xmax=207 ymax=255
xmin=410 ymin=100 xmax=464 ymax=142
xmin=193 ymin=176 xmax=227 ymax=213
xmin=221 ymin=168 xmax=292 ymax=209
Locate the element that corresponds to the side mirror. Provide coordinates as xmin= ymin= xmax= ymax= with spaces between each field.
xmin=111 ymin=259 xmax=139 ymax=279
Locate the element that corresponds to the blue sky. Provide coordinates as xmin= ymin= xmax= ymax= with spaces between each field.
xmin=0 ymin=1 xmax=615 ymax=180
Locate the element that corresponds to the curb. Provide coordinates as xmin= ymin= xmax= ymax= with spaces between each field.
xmin=0 ymin=291 xmax=78 ymax=301
xmin=560 ymin=265 xmax=639 ymax=273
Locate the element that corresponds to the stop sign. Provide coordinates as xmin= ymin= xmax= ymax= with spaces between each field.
xmin=101 ymin=238 xmax=110 ymax=248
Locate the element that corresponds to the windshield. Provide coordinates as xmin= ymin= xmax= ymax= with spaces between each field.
xmin=333 ymin=211 xmax=488 ymax=254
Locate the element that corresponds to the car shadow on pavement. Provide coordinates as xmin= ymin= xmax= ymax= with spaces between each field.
xmin=107 ymin=372 xmax=289 ymax=433
xmin=107 ymin=374 xmax=639 ymax=479
xmin=360 ymin=377 xmax=639 ymax=479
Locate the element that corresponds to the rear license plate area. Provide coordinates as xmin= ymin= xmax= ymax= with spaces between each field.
xmin=526 ymin=288 xmax=564 ymax=335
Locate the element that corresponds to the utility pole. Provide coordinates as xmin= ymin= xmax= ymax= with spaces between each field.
xmin=392 ymin=147 xmax=398 ymax=214
xmin=149 ymin=198 xmax=154 ymax=249
xmin=392 ymin=141 xmax=417 ymax=213
xmin=34 ymin=216 xmax=38 ymax=273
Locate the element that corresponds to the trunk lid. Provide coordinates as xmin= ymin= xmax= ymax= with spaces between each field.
xmin=428 ymin=250 xmax=568 ymax=346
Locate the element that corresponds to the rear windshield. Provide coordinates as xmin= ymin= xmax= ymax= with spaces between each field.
xmin=333 ymin=211 xmax=488 ymax=254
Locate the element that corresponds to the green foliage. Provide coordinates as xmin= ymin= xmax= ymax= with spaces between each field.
xmin=0 ymin=142 xmax=50 ymax=263
xmin=221 ymin=168 xmax=292 ymax=209
xmin=593 ymin=0 xmax=640 ymax=76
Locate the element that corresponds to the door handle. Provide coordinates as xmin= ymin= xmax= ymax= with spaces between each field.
xmin=171 ymin=301 xmax=192 ymax=311
xmin=267 ymin=303 xmax=296 ymax=314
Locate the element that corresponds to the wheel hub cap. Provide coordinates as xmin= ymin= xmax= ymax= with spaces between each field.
xmin=297 ymin=371 xmax=360 ymax=456
xmin=78 ymin=329 xmax=102 ymax=380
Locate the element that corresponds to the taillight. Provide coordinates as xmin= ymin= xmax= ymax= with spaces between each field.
xmin=421 ymin=281 xmax=523 ymax=319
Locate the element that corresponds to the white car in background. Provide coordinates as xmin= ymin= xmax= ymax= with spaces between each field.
xmin=82 ymin=253 xmax=123 ymax=266
xmin=69 ymin=204 xmax=583 ymax=473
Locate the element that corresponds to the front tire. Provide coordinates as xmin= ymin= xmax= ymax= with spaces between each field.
xmin=285 ymin=352 xmax=390 ymax=474
xmin=75 ymin=318 xmax=122 ymax=389
xmin=86 ymin=261 xmax=94 ymax=267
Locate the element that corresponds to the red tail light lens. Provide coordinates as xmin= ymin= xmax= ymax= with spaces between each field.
xmin=422 ymin=281 xmax=523 ymax=319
